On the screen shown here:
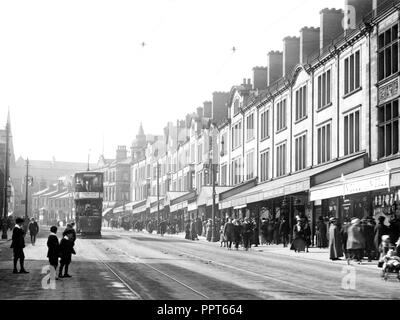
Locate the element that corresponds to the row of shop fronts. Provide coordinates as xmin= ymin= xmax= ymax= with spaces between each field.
xmin=106 ymin=152 xmax=400 ymax=243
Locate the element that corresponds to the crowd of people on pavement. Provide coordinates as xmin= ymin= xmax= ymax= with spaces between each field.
xmin=327 ymin=215 xmax=400 ymax=265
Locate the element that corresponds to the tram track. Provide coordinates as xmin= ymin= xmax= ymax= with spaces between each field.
xmin=112 ymin=232 xmax=348 ymax=300
xmin=92 ymin=238 xmax=210 ymax=300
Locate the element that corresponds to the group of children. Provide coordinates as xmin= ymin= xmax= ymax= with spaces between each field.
xmin=379 ymin=235 xmax=400 ymax=280
xmin=46 ymin=224 xmax=76 ymax=279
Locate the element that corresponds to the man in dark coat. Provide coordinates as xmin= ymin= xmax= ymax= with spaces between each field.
xmin=223 ymin=218 xmax=235 ymax=250
xmin=279 ymin=217 xmax=290 ymax=247
xmin=361 ymin=218 xmax=375 ymax=261
xmin=252 ymin=218 xmax=260 ymax=247
xmin=374 ymin=216 xmax=389 ymax=259
xmin=59 ymin=230 xmax=76 ymax=278
xmin=10 ymin=217 xmax=29 ymax=274
xmin=28 ymin=217 xmax=39 ymax=245
xmin=47 ymin=226 xmax=60 ymax=278
xmin=63 ymin=223 xmax=76 ymax=244
xmin=190 ymin=220 xmax=198 ymax=240
xmin=233 ymin=219 xmax=243 ymax=250
xmin=242 ymin=218 xmax=254 ymax=251
xmin=185 ymin=221 xmax=191 ymax=240
xmin=316 ymin=216 xmax=328 ymax=248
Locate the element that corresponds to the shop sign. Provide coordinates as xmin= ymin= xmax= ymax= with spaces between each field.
xmin=344 ymin=174 xmax=389 ymax=195
xmin=391 ymin=172 xmax=400 ymax=188
xmin=284 ymin=180 xmax=309 ymax=195
xmin=74 ymin=192 xmax=102 ymax=199
xmin=378 ymin=77 xmax=399 ymax=105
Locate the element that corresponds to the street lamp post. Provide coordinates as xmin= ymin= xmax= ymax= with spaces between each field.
xmin=210 ymin=159 xmax=217 ymax=242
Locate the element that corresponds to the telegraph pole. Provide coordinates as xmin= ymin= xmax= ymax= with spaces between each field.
xmin=25 ymin=158 xmax=29 ymax=221
xmin=157 ymin=161 xmax=160 ymax=232
xmin=2 ymin=120 xmax=10 ymax=239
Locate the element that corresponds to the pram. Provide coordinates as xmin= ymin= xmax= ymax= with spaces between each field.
xmin=379 ymin=249 xmax=400 ymax=281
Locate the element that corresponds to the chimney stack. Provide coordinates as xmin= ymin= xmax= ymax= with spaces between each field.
xmin=116 ymin=145 xmax=127 ymax=161
xmin=252 ymin=66 xmax=268 ymax=91
xmin=212 ymin=91 xmax=229 ymax=124
xmin=283 ymin=36 xmax=300 ymax=76
xmin=196 ymin=107 xmax=204 ymax=119
xmin=344 ymin=0 xmax=373 ymax=30
xmin=203 ymin=101 xmax=212 ymax=118
xmin=320 ymin=8 xmax=344 ymax=51
xmin=267 ymin=51 xmax=283 ymax=86
xmin=300 ymin=27 xmax=320 ymax=64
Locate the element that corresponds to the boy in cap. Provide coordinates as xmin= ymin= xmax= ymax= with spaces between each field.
xmin=47 ymin=226 xmax=60 ymax=279
xmin=10 ymin=217 xmax=29 ymax=274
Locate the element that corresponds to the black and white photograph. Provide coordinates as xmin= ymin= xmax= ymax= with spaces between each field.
xmin=0 ymin=0 xmax=399 ymax=315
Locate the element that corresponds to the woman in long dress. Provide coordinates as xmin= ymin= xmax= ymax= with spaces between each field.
xmin=290 ymin=219 xmax=306 ymax=252
xmin=328 ymin=218 xmax=343 ymax=260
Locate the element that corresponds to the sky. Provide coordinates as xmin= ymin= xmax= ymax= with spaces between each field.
xmin=0 ymin=0 xmax=343 ymax=163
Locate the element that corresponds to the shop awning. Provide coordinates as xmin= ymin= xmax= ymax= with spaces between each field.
xmin=169 ymin=191 xmax=197 ymax=213
xmin=310 ymin=158 xmax=400 ymax=202
xmin=102 ymin=207 xmax=113 ymax=217
xmin=219 ymin=153 xmax=365 ymax=210
xmin=196 ymin=186 xmax=232 ymax=207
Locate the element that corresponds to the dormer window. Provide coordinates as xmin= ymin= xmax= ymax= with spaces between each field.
xmin=234 ymin=99 xmax=240 ymax=115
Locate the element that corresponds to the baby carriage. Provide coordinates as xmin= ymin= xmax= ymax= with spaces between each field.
xmin=379 ymin=249 xmax=400 ymax=281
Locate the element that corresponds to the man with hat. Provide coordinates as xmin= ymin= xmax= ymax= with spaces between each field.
xmin=10 ymin=217 xmax=29 ymax=274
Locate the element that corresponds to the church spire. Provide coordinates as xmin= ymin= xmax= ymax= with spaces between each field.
xmin=138 ymin=122 xmax=144 ymax=136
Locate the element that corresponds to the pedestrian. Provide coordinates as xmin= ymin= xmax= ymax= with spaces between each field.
xmin=328 ymin=217 xmax=343 ymax=260
xmin=260 ymin=218 xmax=268 ymax=245
xmin=361 ymin=217 xmax=375 ymax=262
xmin=266 ymin=219 xmax=275 ymax=245
xmin=159 ymin=220 xmax=167 ymax=236
xmin=206 ymin=219 xmax=213 ymax=242
xmin=279 ymin=217 xmax=290 ymax=248
xmin=316 ymin=216 xmax=328 ymax=248
xmin=28 ymin=217 xmax=39 ymax=246
xmin=223 ymin=218 xmax=235 ymax=250
xmin=374 ymin=216 xmax=389 ymax=259
xmin=58 ymin=229 xmax=76 ymax=278
xmin=63 ymin=222 xmax=77 ymax=244
xmin=233 ymin=219 xmax=243 ymax=250
xmin=303 ymin=219 xmax=311 ymax=252
xmin=185 ymin=221 xmax=191 ymax=240
xmin=273 ymin=218 xmax=280 ymax=245
xmin=290 ymin=218 xmax=306 ymax=253
xmin=388 ymin=216 xmax=400 ymax=246
xmin=190 ymin=219 xmax=198 ymax=240
xmin=195 ymin=217 xmax=202 ymax=238
xmin=252 ymin=218 xmax=260 ymax=247
xmin=10 ymin=217 xmax=29 ymax=274
xmin=47 ymin=226 xmax=60 ymax=279
xmin=242 ymin=218 xmax=254 ymax=251
xmin=346 ymin=218 xmax=366 ymax=264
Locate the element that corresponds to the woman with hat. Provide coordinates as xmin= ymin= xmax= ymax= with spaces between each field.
xmin=328 ymin=217 xmax=343 ymax=260
xmin=346 ymin=218 xmax=366 ymax=264
xmin=374 ymin=216 xmax=389 ymax=259
xmin=290 ymin=218 xmax=306 ymax=253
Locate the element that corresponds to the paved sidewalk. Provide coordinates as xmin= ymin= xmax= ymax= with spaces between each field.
xmin=116 ymin=228 xmax=381 ymax=270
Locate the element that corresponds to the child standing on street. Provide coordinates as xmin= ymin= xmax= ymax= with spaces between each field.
xmin=58 ymin=229 xmax=76 ymax=278
xmin=47 ymin=226 xmax=60 ymax=279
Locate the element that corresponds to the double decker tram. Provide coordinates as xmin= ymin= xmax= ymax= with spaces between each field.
xmin=74 ymin=171 xmax=103 ymax=237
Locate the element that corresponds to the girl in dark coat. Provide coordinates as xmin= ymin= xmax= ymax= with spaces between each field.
xmin=59 ymin=231 xmax=76 ymax=278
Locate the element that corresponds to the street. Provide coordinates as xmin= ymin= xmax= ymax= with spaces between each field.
xmin=0 ymin=227 xmax=399 ymax=300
